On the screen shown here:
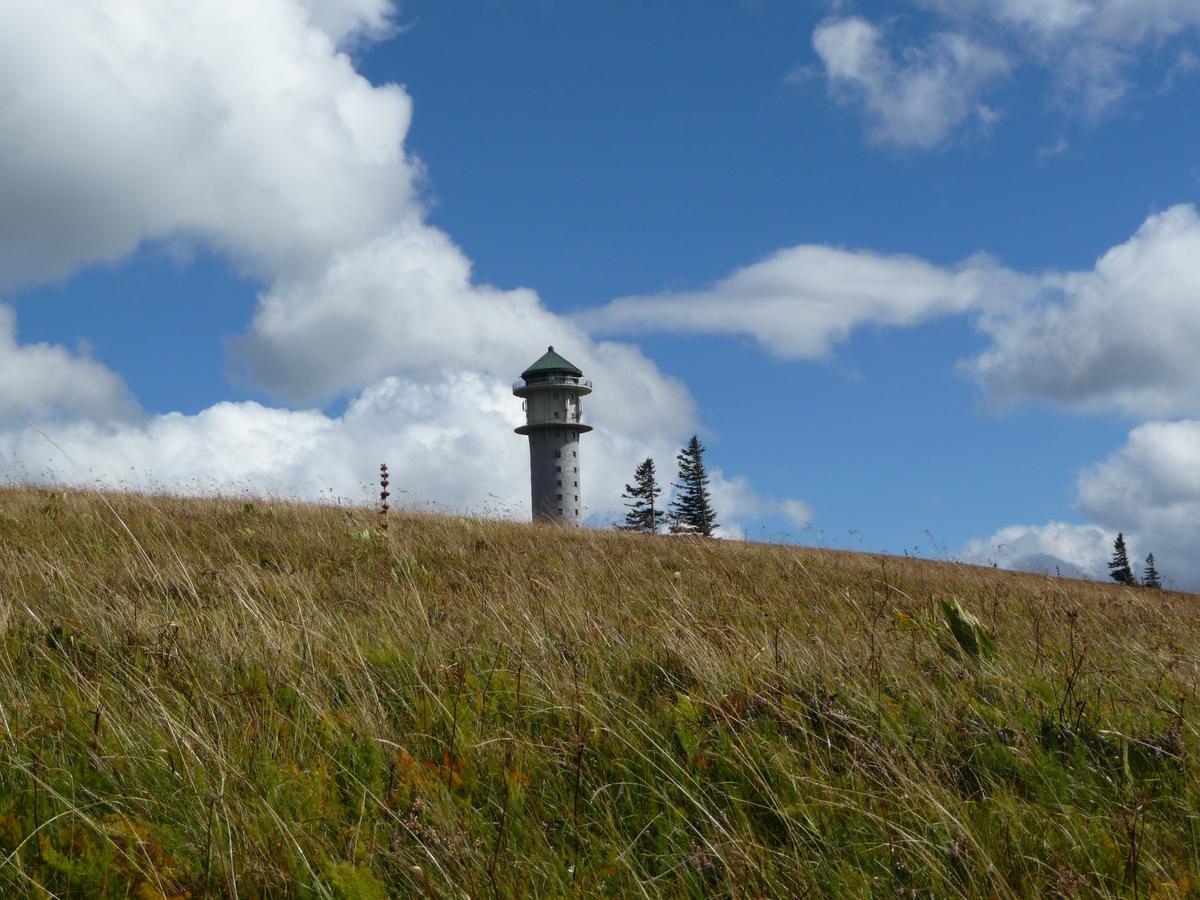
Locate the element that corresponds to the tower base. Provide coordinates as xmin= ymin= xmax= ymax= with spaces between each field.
xmin=526 ymin=427 xmax=583 ymax=525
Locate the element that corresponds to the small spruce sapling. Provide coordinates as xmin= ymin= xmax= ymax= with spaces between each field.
xmin=1142 ymin=553 xmax=1162 ymax=589
xmin=618 ymin=457 xmax=665 ymax=533
xmin=667 ymin=435 xmax=718 ymax=537
xmin=1107 ymin=532 xmax=1136 ymax=586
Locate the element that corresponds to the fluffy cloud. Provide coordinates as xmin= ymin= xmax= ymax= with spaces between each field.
xmin=1078 ymin=421 xmax=1200 ymax=519
xmin=586 ymin=204 xmax=1200 ymax=423
xmin=916 ymin=0 xmax=1200 ymax=116
xmin=1075 ymin=420 xmax=1200 ymax=589
xmin=970 ymin=205 xmax=1200 ymax=418
xmin=0 ymin=0 xmax=696 ymax=440
xmin=0 ymin=307 xmax=138 ymax=425
xmin=0 ymin=0 xmax=417 ymax=293
xmin=235 ymin=225 xmax=697 ymax=437
xmin=814 ymin=2 xmax=1200 ymax=147
xmin=920 ymin=0 xmax=1200 ymax=47
xmin=967 ymin=420 xmax=1200 ymax=591
xmin=703 ymin=472 xmax=812 ymax=541
xmin=297 ymin=0 xmax=397 ymax=44
xmin=0 ymin=374 xmax=522 ymax=512
xmin=581 ymin=244 xmax=1022 ymax=359
xmin=0 ymin=365 xmax=779 ymax=533
xmin=964 ymin=521 xmax=1112 ymax=581
xmin=811 ymin=16 xmax=1010 ymax=148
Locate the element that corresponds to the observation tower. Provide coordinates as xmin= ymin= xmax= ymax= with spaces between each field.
xmin=513 ymin=347 xmax=592 ymax=524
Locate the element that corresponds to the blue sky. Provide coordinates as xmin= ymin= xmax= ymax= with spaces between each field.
xmin=3 ymin=0 xmax=1199 ymax=588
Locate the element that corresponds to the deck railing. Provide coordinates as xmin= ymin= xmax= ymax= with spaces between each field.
xmin=513 ymin=375 xmax=593 ymax=391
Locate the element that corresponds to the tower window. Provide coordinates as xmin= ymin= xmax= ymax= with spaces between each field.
xmin=554 ymin=411 xmax=559 ymax=418
xmin=556 ymin=465 xmax=561 ymax=472
xmin=575 ymin=509 xmax=579 ymax=516
xmin=557 ymin=494 xmax=562 ymax=501
xmin=556 ymin=480 xmax=562 ymax=486
xmin=574 ymin=495 xmax=578 ymax=502
xmin=555 ymin=450 xmax=560 ymax=458
xmin=572 ymin=451 xmax=577 ymax=458
xmin=573 ymin=481 xmax=577 ymax=487
xmin=573 ymin=467 xmax=577 ymax=473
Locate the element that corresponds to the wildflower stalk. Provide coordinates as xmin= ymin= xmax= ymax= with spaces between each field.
xmin=379 ymin=463 xmax=390 ymax=531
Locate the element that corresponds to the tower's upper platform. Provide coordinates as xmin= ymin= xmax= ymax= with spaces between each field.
xmin=514 ymin=346 xmax=592 ymax=396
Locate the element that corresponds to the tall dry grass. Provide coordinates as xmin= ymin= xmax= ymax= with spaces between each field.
xmin=0 ymin=486 xmax=1196 ymax=897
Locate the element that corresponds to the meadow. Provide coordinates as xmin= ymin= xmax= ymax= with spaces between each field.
xmin=0 ymin=486 xmax=1196 ymax=897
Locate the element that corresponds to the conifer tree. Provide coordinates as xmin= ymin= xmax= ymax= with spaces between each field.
xmin=1107 ymin=532 xmax=1135 ymax=586
xmin=668 ymin=435 xmax=718 ymax=537
xmin=618 ymin=457 xmax=664 ymax=533
xmin=1142 ymin=553 xmax=1162 ymax=589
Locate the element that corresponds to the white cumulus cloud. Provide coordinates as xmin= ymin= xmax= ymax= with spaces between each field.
xmin=811 ymin=16 xmax=1011 ymax=148
xmin=0 ymin=307 xmax=138 ymax=425
xmin=916 ymin=0 xmax=1200 ymax=116
xmin=920 ymin=0 xmax=1200 ymax=47
xmin=967 ymin=420 xmax=1200 ymax=592
xmin=701 ymin=471 xmax=812 ymax=540
xmin=585 ymin=204 xmax=1200 ymax=423
xmin=297 ymin=0 xmax=397 ymax=44
xmin=971 ymin=204 xmax=1200 ymax=418
xmin=581 ymin=244 xmax=1025 ymax=359
xmin=0 ymin=0 xmax=417 ymax=293
xmin=0 ymin=0 xmax=698 ymax=450
xmin=0 ymin=374 xmax=521 ymax=512
xmin=964 ymin=521 xmax=1113 ymax=581
xmin=0 ymin=366 xmax=781 ymax=534
xmin=234 ymin=225 xmax=697 ymax=438
xmin=813 ymin=2 xmax=1200 ymax=148
xmin=1075 ymin=420 xmax=1200 ymax=589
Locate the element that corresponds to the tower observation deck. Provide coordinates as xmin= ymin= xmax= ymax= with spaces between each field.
xmin=513 ymin=347 xmax=592 ymax=525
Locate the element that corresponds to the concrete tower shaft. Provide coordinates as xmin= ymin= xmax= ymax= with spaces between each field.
xmin=513 ymin=347 xmax=592 ymax=525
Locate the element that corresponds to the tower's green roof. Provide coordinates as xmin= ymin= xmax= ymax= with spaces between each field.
xmin=521 ymin=346 xmax=583 ymax=379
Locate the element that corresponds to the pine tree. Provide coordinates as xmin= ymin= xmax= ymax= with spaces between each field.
xmin=668 ymin=435 xmax=718 ymax=537
xmin=618 ymin=457 xmax=664 ymax=533
xmin=1107 ymin=532 xmax=1135 ymax=586
xmin=1142 ymin=553 xmax=1162 ymax=589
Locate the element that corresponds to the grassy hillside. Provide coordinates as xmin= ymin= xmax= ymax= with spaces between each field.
xmin=0 ymin=487 xmax=1197 ymax=897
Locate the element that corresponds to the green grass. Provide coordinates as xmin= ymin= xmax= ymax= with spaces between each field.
xmin=0 ymin=486 xmax=1197 ymax=897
